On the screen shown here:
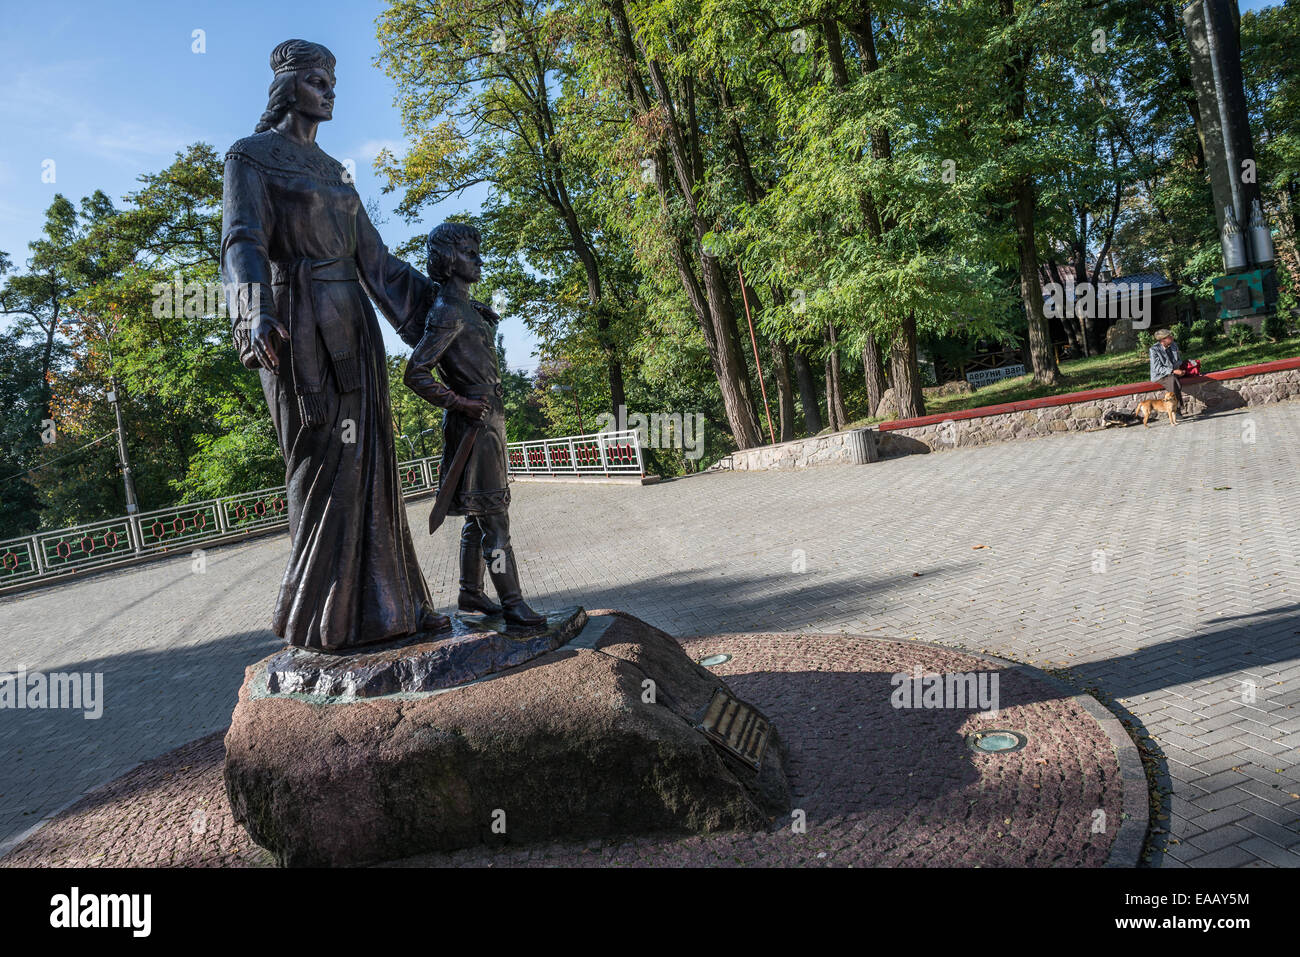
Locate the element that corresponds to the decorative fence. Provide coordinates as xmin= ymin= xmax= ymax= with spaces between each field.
xmin=0 ymin=429 xmax=642 ymax=589
xmin=506 ymin=429 xmax=644 ymax=476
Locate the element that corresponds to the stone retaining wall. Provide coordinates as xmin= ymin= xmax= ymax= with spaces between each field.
xmin=726 ymin=427 xmax=877 ymax=470
xmin=720 ymin=358 xmax=1300 ymax=470
xmin=876 ymin=365 xmax=1300 ymax=457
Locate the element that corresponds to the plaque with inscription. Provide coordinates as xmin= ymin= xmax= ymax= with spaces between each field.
xmin=696 ymin=688 xmax=771 ymax=771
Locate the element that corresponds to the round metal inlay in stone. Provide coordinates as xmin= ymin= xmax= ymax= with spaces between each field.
xmin=698 ymin=653 xmax=732 ymax=668
xmin=967 ymin=730 xmax=1027 ymax=754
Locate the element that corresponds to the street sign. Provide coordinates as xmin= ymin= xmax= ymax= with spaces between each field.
xmin=966 ymin=365 xmax=1026 ymax=388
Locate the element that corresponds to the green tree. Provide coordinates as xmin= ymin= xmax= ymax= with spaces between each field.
xmin=0 ymin=326 xmax=49 ymax=538
xmin=70 ymin=145 xmax=282 ymax=505
xmin=376 ymin=0 xmax=631 ymax=422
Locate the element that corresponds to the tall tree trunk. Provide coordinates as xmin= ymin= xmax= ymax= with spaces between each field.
xmin=1072 ymin=211 xmax=1095 ymax=357
xmin=847 ymin=7 xmax=924 ymax=415
xmin=766 ymin=287 xmax=796 ymax=440
xmin=825 ymin=323 xmax=848 ymax=430
xmin=890 ymin=311 xmax=926 ymax=419
xmin=792 ymin=349 xmax=823 ymax=434
xmin=605 ymin=356 xmax=626 ymax=421
xmin=1014 ymin=177 xmax=1061 ymax=385
xmin=862 ymin=334 xmax=886 ymax=416
xmin=824 ymin=360 xmax=843 ymax=431
xmin=605 ymin=0 xmax=763 ymax=449
xmin=771 ymin=341 xmax=795 ymax=442
xmin=1088 ymin=151 xmax=1124 ymax=355
xmin=534 ymin=57 xmax=626 ymax=423
xmin=40 ymin=323 xmax=56 ymax=423
xmin=697 ymin=249 xmax=763 ymax=447
xmin=1002 ymin=0 xmax=1060 ymax=386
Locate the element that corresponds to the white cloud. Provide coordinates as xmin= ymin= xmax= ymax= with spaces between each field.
xmin=357 ymin=138 xmax=407 ymax=164
xmin=66 ymin=118 xmax=189 ymax=165
xmin=0 ymin=59 xmax=193 ymax=168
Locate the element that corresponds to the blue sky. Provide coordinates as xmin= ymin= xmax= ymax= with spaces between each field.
xmin=0 ymin=0 xmax=515 ymax=366
xmin=0 ymin=0 xmax=1283 ymax=371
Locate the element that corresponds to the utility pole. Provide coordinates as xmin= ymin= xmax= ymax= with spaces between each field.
xmin=83 ymin=311 xmax=141 ymax=515
xmin=101 ymin=326 xmax=140 ymax=516
xmin=107 ymin=376 xmax=139 ymax=514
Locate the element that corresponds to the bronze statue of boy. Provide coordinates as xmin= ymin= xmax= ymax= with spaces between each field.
xmin=404 ymin=223 xmax=546 ymax=629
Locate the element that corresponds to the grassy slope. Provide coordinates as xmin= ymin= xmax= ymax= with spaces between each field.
xmin=852 ymin=337 xmax=1300 ymax=426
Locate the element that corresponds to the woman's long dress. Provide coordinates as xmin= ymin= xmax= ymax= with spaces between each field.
xmin=220 ymin=129 xmax=434 ymax=650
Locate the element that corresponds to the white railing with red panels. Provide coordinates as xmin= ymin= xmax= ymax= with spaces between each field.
xmin=506 ymin=428 xmax=644 ymax=477
xmin=0 ymin=429 xmax=642 ymax=589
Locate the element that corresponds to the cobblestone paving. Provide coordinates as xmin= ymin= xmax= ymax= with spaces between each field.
xmin=0 ymin=631 xmax=1124 ymax=868
xmin=2 ymin=401 xmax=1298 ymax=865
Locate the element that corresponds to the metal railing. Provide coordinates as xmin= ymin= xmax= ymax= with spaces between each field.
xmin=506 ymin=429 xmax=644 ymax=477
xmin=0 ymin=429 xmax=643 ymax=588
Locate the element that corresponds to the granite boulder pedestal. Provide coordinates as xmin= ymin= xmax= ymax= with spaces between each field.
xmin=223 ymin=609 xmax=790 ymax=866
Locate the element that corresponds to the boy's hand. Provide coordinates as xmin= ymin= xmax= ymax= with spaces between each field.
xmin=450 ymin=394 xmax=489 ymax=420
xmin=471 ymin=299 xmax=500 ymax=324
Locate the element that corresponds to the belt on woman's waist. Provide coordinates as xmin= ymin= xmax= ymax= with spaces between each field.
xmin=274 ymin=257 xmax=362 ymax=428
xmin=463 ymin=383 xmax=505 ymax=398
xmin=270 ymin=257 xmax=359 ymax=285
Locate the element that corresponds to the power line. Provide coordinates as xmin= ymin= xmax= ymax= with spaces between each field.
xmin=0 ymin=430 xmax=119 ymax=486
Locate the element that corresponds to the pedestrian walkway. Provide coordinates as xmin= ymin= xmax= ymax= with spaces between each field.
xmin=2 ymin=400 xmax=1298 ymax=865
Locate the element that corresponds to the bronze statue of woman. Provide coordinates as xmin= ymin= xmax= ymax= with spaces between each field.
xmin=220 ymin=39 xmax=449 ymax=650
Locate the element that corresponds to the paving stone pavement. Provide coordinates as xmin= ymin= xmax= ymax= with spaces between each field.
xmin=1 ymin=402 xmax=1298 ymax=866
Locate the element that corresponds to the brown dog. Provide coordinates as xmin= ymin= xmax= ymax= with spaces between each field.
xmin=1135 ymin=391 xmax=1178 ymax=427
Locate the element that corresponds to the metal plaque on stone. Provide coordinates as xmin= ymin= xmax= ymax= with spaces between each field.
xmin=695 ymin=688 xmax=771 ymax=771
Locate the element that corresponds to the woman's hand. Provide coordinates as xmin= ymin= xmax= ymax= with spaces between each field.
xmin=250 ymin=314 xmax=288 ymax=373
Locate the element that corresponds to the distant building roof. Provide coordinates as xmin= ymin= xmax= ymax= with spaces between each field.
xmin=1106 ymin=272 xmax=1176 ymax=291
xmin=1041 ymin=270 xmax=1177 ymax=301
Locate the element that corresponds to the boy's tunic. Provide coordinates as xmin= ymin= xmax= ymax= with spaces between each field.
xmin=404 ymin=291 xmax=510 ymax=515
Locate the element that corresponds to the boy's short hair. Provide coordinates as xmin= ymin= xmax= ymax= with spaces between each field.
xmin=425 ymin=222 xmax=481 ymax=281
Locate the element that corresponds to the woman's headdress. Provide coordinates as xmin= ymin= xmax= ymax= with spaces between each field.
xmin=270 ymin=39 xmax=336 ymax=77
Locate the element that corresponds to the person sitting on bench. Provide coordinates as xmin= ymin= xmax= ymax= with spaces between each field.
xmin=1149 ymin=328 xmax=1191 ymax=414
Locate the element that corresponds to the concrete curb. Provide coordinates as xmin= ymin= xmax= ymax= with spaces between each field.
xmin=510 ymin=474 xmax=661 ymax=485
xmin=1018 ymin=668 xmax=1150 ymax=868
